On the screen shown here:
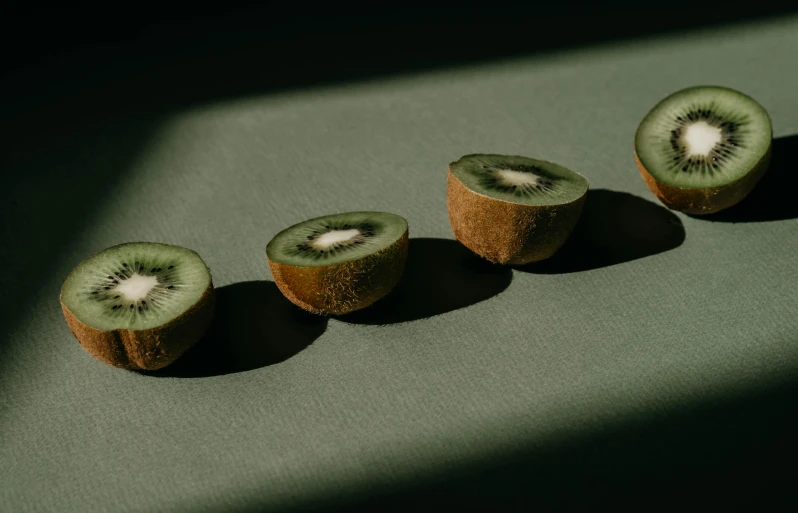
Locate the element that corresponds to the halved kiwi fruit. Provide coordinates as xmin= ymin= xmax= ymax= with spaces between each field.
xmin=635 ymin=85 xmax=773 ymax=215
xmin=266 ymin=211 xmax=409 ymax=315
xmin=60 ymin=242 xmax=215 ymax=371
xmin=447 ymin=154 xmax=589 ymax=265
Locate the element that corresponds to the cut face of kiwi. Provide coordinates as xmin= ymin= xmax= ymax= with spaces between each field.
xmin=266 ymin=211 xmax=409 ymax=315
xmin=447 ymin=154 xmax=588 ymax=265
xmin=635 ymin=85 xmax=772 ymax=215
xmin=60 ymin=242 xmax=214 ymax=371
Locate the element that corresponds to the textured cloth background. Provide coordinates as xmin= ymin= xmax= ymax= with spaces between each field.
xmin=2 ymin=15 xmax=798 ymax=512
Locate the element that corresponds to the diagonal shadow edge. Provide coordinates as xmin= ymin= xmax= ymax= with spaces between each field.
xmin=270 ymin=369 xmax=798 ymax=512
xmin=3 ymin=6 xmax=798 ymax=128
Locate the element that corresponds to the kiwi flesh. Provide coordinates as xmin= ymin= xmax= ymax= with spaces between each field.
xmin=60 ymin=242 xmax=215 ymax=371
xmin=635 ymin=85 xmax=772 ymax=215
xmin=266 ymin=211 xmax=409 ymax=315
xmin=447 ymin=154 xmax=589 ymax=265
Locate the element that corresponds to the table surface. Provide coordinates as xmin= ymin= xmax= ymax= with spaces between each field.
xmin=2 ymin=13 xmax=798 ymax=513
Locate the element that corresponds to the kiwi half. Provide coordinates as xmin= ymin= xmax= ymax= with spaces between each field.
xmin=447 ymin=154 xmax=589 ymax=265
xmin=60 ymin=242 xmax=215 ymax=371
xmin=635 ymin=85 xmax=772 ymax=215
xmin=266 ymin=211 xmax=409 ymax=315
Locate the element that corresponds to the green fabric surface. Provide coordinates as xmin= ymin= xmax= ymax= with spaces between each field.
xmin=2 ymin=16 xmax=798 ymax=512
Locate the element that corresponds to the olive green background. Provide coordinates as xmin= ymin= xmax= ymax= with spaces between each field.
xmin=2 ymin=14 xmax=798 ymax=513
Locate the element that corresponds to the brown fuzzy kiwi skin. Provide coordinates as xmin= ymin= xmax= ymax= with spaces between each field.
xmin=447 ymin=168 xmax=587 ymax=265
xmin=635 ymin=142 xmax=772 ymax=216
xmin=268 ymin=229 xmax=409 ymax=315
xmin=60 ymin=284 xmax=215 ymax=372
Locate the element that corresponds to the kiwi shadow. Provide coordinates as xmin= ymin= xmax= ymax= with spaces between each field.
xmin=692 ymin=134 xmax=798 ymax=223
xmin=337 ymin=238 xmax=512 ymax=325
xmin=149 ymin=281 xmax=326 ymax=378
xmin=517 ymin=189 xmax=685 ymax=275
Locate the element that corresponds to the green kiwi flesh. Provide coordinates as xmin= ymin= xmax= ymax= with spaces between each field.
xmin=62 ymin=242 xmax=211 ymax=330
xmin=267 ymin=211 xmax=408 ymax=267
xmin=60 ymin=242 xmax=214 ymax=370
xmin=635 ymin=85 xmax=772 ymax=189
xmin=448 ymin=154 xmax=588 ymax=206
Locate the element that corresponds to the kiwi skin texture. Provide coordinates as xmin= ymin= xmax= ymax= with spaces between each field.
xmin=447 ymin=168 xmax=587 ymax=265
xmin=268 ymin=229 xmax=409 ymax=316
xmin=60 ymin=279 xmax=215 ymax=372
xmin=635 ymin=143 xmax=772 ymax=215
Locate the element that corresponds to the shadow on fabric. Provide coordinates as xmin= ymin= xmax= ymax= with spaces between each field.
xmin=692 ymin=134 xmax=798 ymax=223
xmin=516 ymin=189 xmax=685 ymax=275
xmin=337 ymin=238 xmax=512 ymax=325
xmin=284 ymin=374 xmax=798 ymax=513
xmin=150 ymin=281 xmax=325 ymax=378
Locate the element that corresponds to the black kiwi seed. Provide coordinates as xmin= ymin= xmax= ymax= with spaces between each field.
xmin=122 ymin=263 xmax=128 ymax=267
xmin=91 ymin=291 xmax=98 ymax=295
xmin=168 ymin=265 xmax=174 ymax=269
xmin=168 ymin=286 xmax=175 ymax=289
xmin=129 ymin=304 xmax=134 ymax=309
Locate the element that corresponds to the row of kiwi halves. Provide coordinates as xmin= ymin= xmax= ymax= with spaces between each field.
xmin=59 ymin=85 xmax=773 ymax=371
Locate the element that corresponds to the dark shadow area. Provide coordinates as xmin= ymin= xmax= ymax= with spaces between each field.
xmin=0 ymin=120 xmax=157 ymax=357
xmin=150 ymin=281 xmax=326 ymax=378
xmin=338 ymin=238 xmax=512 ymax=325
xmin=696 ymin=135 xmax=798 ymax=223
xmin=3 ymin=4 xmax=797 ymax=126
xmin=286 ymin=375 xmax=798 ymax=512
xmin=517 ymin=189 xmax=685 ymax=275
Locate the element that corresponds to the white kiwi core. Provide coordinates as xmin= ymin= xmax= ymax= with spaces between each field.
xmin=312 ymin=229 xmax=361 ymax=250
xmin=683 ymin=121 xmax=722 ymax=157
xmin=115 ymin=274 xmax=159 ymax=301
xmin=495 ymin=169 xmax=544 ymax=188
